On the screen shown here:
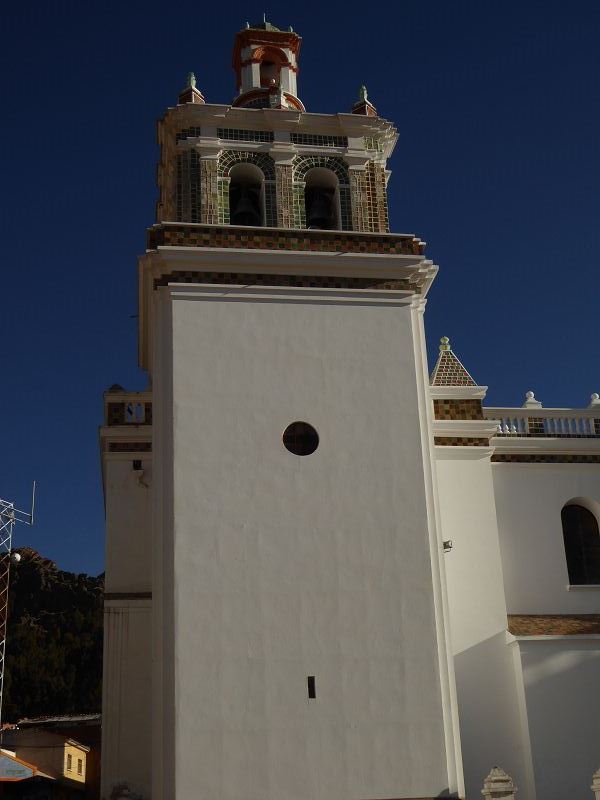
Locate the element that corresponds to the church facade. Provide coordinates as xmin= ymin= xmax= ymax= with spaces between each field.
xmin=99 ymin=22 xmax=600 ymax=800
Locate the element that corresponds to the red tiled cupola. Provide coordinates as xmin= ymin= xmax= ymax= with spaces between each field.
xmin=232 ymin=19 xmax=304 ymax=111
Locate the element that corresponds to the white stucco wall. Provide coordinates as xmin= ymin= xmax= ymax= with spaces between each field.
xmin=436 ymin=448 xmax=535 ymax=800
xmin=155 ymin=284 xmax=457 ymax=800
xmin=102 ymin=455 xmax=153 ymax=797
xmin=101 ymin=600 xmax=152 ymax=800
xmin=104 ymin=456 xmax=152 ymax=593
xmin=518 ymin=638 xmax=600 ymax=800
xmin=492 ymin=463 xmax=600 ymax=613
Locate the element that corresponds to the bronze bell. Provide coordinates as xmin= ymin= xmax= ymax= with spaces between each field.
xmin=305 ymin=186 xmax=335 ymax=230
xmin=230 ymin=183 xmax=262 ymax=226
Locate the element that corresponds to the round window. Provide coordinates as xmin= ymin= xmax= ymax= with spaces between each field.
xmin=282 ymin=422 xmax=319 ymax=456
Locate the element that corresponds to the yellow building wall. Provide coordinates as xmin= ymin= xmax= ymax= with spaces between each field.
xmin=63 ymin=742 xmax=87 ymax=783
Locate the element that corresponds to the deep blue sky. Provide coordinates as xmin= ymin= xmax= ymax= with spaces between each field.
xmin=1 ymin=1 xmax=598 ymax=574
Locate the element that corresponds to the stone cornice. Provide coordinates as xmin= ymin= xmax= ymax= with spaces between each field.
xmin=159 ymin=104 xmax=398 ymax=158
xmin=430 ymin=385 xmax=488 ymax=400
xmin=433 ymin=420 xmax=500 ymax=438
xmin=491 ymin=436 xmax=600 ymax=456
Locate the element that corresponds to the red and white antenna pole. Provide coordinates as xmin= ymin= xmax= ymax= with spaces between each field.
xmin=0 ymin=482 xmax=35 ymax=727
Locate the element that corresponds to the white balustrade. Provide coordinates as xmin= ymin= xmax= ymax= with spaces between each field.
xmin=485 ymin=408 xmax=599 ymax=438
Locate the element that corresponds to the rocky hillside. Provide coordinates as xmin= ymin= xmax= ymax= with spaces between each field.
xmin=3 ymin=547 xmax=103 ymax=721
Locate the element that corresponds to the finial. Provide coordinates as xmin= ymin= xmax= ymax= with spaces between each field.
xmin=246 ymin=21 xmax=250 ymax=28
xmin=288 ymin=25 xmax=294 ymax=32
xmin=187 ymin=72 xmax=196 ymax=89
xmin=263 ymin=11 xmax=267 ymax=23
xmin=439 ymin=336 xmax=451 ymax=352
xmin=359 ymin=84 xmax=368 ymax=102
xmin=523 ymin=390 xmax=542 ymax=408
xmin=589 ymin=393 xmax=600 ymax=407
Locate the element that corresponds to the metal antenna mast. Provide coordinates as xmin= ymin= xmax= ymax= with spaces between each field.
xmin=0 ymin=483 xmax=35 ymax=726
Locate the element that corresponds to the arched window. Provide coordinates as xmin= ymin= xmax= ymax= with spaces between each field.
xmin=253 ymin=46 xmax=286 ymax=88
xmin=292 ymin=155 xmax=351 ymax=231
xmin=562 ymin=502 xmax=600 ymax=584
xmin=304 ymin=168 xmax=341 ymax=230
xmin=260 ymin=60 xmax=279 ymax=87
xmin=218 ymin=151 xmax=276 ymax=227
xmin=228 ymin=163 xmax=265 ymax=227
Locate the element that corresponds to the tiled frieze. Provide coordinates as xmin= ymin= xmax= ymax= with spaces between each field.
xmin=107 ymin=442 xmax=152 ymax=453
xmin=154 ymin=271 xmax=415 ymax=292
xmin=433 ymin=399 xmax=484 ymax=420
xmin=147 ymin=224 xmax=426 ymax=255
xmin=275 ymin=163 xmax=294 ymax=228
xmin=200 ymin=158 xmax=219 ymax=225
xmin=508 ymin=614 xmax=600 ymax=635
xmin=492 ymin=454 xmax=600 ymax=464
xmin=434 ymin=436 xmax=489 ymax=447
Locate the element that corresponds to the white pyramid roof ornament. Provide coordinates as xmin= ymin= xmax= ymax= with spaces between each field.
xmin=430 ymin=337 xmax=477 ymax=387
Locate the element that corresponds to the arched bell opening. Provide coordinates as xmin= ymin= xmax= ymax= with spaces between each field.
xmin=304 ymin=168 xmax=341 ymax=231
xmin=228 ymin=163 xmax=266 ymax=227
xmin=260 ymin=60 xmax=280 ymax=87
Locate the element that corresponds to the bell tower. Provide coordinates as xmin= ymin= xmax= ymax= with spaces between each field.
xmin=102 ymin=20 xmax=464 ymax=800
xmin=232 ymin=18 xmax=304 ymax=111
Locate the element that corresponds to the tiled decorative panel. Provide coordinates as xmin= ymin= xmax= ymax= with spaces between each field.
xmin=200 ymin=159 xmax=219 ymax=225
xmin=290 ymin=133 xmax=348 ymax=148
xmin=275 ymin=163 xmax=294 ymax=229
xmin=176 ymin=150 xmax=201 ymax=223
xmin=176 ymin=127 xmax=202 ymax=142
xmin=508 ymin=614 xmax=600 ymax=635
xmin=350 ymin=169 xmax=369 ymax=232
xmin=363 ymin=136 xmax=384 ymax=152
xmin=433 ymin=399 xmax=484 ymax=420
xmin=107 ymin=442 xmax=152 ymax=453
xmin=365 ymin=162 xmax=390 ymax=233
xmin=492 ymin=454 xmax=600 ymax=463
xmin=218 ymin=128 xmax=274 ymax=143
xmin=147 ymin=224 xmax=426 ymax=256
xmin=107 ymin=403 xmax=125 ymax=426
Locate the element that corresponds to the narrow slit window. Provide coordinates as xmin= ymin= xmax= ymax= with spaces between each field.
xmin=307 ymin=675 xmax=316 ymax=699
